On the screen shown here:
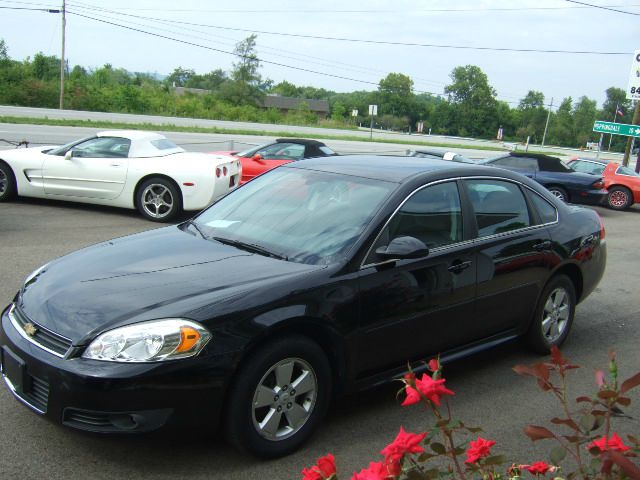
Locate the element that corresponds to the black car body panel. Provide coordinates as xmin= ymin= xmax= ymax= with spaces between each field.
xmin=1 ymin=156 xmax=606 ymax=435
xmin=482 ymin=153 xmax=608 ymax=205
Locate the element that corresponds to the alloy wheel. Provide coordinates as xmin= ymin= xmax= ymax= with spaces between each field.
xmin=541 ymin=287 xmax=570 ymax=343
xmin=251 ymin=357 xmax=317 ymax=441
xmin=550 ymin=189 xmax=566 ymax=202
xmin=141 ymin=184 xmax=174 ymax=219
xmin=609 ymin=190 xmax=629 ymax=209
xmin=0 ymin=169 xmax=7 ymax=194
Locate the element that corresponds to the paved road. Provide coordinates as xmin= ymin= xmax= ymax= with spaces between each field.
xmin=0 ymin=122 xmax=501 ymax=160
xmin=0 ymin=105 xmax=625 ymax=161
xmin=0 ymin=195 xmax=638 ymax=479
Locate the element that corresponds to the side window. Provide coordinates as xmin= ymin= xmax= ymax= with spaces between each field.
xmin=527 ymin=190 xmax=558 ymax=224
xmin=465 ymin=180 xmax=531 ymax=237
xmin=71 ymin=137 xmax=131 ymax=158
xmin=616 ymin=165 xmax=640 ymax=177
xmin=493 ymin=156 xmax=538 ymax=170
xmin=570 ymin=160 xmax=603 ymax=175
xmin=366 ymin=182 xmax=463 ymax=263
xmin=258 ymin=143 xmax=305 ymax=160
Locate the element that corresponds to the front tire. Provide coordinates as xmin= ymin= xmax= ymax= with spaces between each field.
xmin=607 ymin=186 xmax=633 ymax=210
xmin=547 ymin=186 xmax=569 ymax=203
xmin=0 ymin=162 xmax=17 ymax=202
xmin=527 ymin=275 xmax=576 ymax=354
xmin=136 ymin=177 xmax=182 ymax=222
xmin=225 ymin=335 xmax=331 ymax=458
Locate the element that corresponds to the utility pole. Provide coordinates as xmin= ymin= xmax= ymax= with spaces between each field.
xmin=541 ymin=97 xmax=553 ymax=147
xmin=607 ymin=103 xmax=620 ymax=152
xmin=59 ymin=0 xmax=66 ymax=110
xmin=622 ymin=100 xmax=639 ymax=167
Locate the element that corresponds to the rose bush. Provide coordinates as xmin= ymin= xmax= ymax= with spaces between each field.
xmin=301 ymin=348 xmax=640 ymax=480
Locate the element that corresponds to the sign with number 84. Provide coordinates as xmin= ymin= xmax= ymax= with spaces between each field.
xmin=628 ymin=50 xmax=640 ymax=101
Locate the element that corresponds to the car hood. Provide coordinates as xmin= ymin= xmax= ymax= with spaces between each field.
xmin=18 ymin=226 xmax=323 ymax=344
xmin=0 ymin=145 xmax=58 ymax=159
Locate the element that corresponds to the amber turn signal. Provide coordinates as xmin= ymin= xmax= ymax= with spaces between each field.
xmin=177 ymin=326 xmax=202 ymax=353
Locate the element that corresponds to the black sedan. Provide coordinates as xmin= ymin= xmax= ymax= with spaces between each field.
xmin=1 ymin=156 xmax=606 ymax=458
xmin=480 ymin=152 xmax=608 ymax=204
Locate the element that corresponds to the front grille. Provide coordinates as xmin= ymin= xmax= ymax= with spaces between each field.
xmin=64 ymin=409 xmax=112 ymax=429
xmin=22 ymin=375 xmax=49 ymax=412
xmin=11 ymin=306 xmax=72 ymax=357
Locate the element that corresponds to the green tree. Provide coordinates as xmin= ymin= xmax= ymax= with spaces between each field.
xmin=167 ymin=66 xmax=195 ymax=87
xmin=517 ymin=90 xmax=547 ymax=143
xmin=573 ymin=96 xmax=598 ymax=147
xmin=548 ymin=97 xmax=575 ymax=147
xmin=444 ymin=65 xmax=498 ymax=137
xmin=270 ymin=80 xmax=301 ymax=97
xmin=378 ymin=73 xmax=415 ymax=116
xmin=0 ymin=39 xmax=8 ymax=62
xmin=518 ymin=90 xmax=545 ymax=109
xmin=224 ymin=34 xmax=265 ymax=105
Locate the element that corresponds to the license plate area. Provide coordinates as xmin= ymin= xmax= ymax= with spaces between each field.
xmin=1 ymin=346 xmax=26 ymax=394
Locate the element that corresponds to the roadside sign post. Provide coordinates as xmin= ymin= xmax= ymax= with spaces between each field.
xmin=595 ymin=133 xmax=604 ymax=160
xmin=368 ymin=104 xmax=378 ymax=140
xmin=623 ymin=50 xmax=640 ymax=166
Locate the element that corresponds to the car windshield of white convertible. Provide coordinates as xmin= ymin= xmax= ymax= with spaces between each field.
xmin=193 ymin=167 xmax=395 ymax=265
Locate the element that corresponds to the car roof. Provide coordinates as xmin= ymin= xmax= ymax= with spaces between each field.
xmin=97 ymin=130 xmax=166 ymax=141
xmin=275 ymin=138 xmax=326 ymax=146
xmin=288 ymin=155 xmax=509 ymax=183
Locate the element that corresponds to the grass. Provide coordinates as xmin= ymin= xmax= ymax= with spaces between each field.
xmin=0 ymin=115 xmax=511 ymax=153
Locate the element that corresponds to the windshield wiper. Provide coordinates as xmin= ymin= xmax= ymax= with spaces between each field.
xmin=212 ymin=236 xmax=288 ymax=261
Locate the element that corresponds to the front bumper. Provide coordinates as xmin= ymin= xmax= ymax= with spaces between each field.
xmin=0 ymin=304 xmax=233 ymax=434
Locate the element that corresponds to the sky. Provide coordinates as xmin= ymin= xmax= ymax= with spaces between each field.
xmin=1 ymin=0 xmax=639 ymax=108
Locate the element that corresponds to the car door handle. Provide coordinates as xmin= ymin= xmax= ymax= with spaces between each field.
xmin=533 ymin=240 xmax=552 ymax=251
xmin=448 ymin=260 xmax=472 ymax=274
xmin=110 ymin=163 xmax=122 ymax=167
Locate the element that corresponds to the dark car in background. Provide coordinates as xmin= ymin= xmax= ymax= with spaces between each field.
xmin=211 ymin=138 xmax=337 ymax=185
xmin=568 ymin=157 xmax=640 ymax=210
xmin=481 ymin=152 xmax=607 ymax=205
xmin=1 ymin=156 xmax=606 ymax=458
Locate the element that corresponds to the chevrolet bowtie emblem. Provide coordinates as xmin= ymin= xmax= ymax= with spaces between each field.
xmin=23 ymin=322 xmax=38 ymax=337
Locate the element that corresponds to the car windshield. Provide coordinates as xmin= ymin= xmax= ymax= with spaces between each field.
xmin=46 ymin=136 xmax=94 ymax=156
xmin=480 ymin=154 xmax=509 ymax=164
xmin=192 ymin=167 xmax=395 ymax=265
xmin=236 ymin=145 xmax=263 ymax=157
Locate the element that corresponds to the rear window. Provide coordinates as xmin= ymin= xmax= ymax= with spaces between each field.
xmin=616 ymin=165 xmax=640 ymax=177
xmin=528 ymin=191 xmax=558 ymax=224
xmin=151 ymin=139 xmax=179 ymax=150
xmin=538 ymin=156 xmax=572 ymax=172
xmin=319 ymin=146 xmax=336 ymax=155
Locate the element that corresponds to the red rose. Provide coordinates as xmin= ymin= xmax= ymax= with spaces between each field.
xmin=428 ymin=358 xmax=440 ymax=372
xmin=465 ymin=437 xmax=497 ymax=464
xmin=524 ymin=461 xmax=552 ymax=476
xmin=415 ymin=374 xmax=455 ymax=406
xmin=588 ymin=433 xmax=631 ymax=453
xmin=381 ymin=426 xmax=427 ymax=464
xmin=401 ymin=385 xmax=421 ymax=407
xmin=352 ymin=461 xmax=394 ymax=480
xmin=302 ymin=454 xmax=337 ymax=480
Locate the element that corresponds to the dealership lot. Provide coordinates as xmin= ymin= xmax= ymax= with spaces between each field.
xmin=1 ymin=197 xmax=639 ymax=479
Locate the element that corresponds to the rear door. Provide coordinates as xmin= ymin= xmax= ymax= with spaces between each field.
xmin=463 ymin=178 xmax=556 ymax=336
xmin=42 ymin=137 xmax=130 ymax=199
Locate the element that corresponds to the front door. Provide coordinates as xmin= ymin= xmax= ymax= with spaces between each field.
xmin=42 ymin=136 xmax=130 ymax=199
xmin=355 ymin=181 xmax=477 ymax=375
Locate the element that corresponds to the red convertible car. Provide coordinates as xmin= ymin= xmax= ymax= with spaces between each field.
xmin=568 ymin=157 xmax=640 ymax=210
xmin=211 ymin=138 xmax=337 ymax=185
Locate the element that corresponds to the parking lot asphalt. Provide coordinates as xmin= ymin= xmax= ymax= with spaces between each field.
xmin=1 ymin=197 xmax=639 ymax=480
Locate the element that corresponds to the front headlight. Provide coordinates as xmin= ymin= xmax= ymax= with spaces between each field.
xmin=82 ymin=319 xmax=211 ymax=362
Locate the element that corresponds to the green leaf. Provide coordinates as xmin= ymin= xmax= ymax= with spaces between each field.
xmin=466 ymin=426 xmax=483 ymax=433
xmin=550 ymin=446 xmax=567 ymax=463
xmin=417 ymin=453 xmax=436 ymax=462
xmin=431 ymin=442 xmax=446 ymax=455
xmin=436 ymin=419 xmax=449 ymax=428
xmin=484 ymin=455 xmax=506 ymax=466
xmin=579 ymin=414 xmax=596 ymax=432
xmin=406 ymin=469 xmax=428 ymax=480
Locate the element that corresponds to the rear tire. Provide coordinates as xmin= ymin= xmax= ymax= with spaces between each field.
xmin=135 ymin=177 xmax=182 ymax=222
xmin=607 ymin=186 xmax=633 ymax=210
xmin=547 ymin=186 xmax=569 ymax=203
xmin=225 ymin=335 xmax=331 ymax=458
xmin=527 ymin=275 xmax=576 ymax=354
xmin=0 ymin=162 xmax=17 ymax=202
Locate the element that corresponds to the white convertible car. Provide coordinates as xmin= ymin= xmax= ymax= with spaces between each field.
xmin=0 ymin=130 xmax=241 ymax=221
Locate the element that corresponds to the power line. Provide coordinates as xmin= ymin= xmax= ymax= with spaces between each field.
xmin=0 ymin=5 xmax=57 ymax=11
xmin=54 ymin=3 xmax=640 ymax=13
xmin=65 ymin=1 xmax=630 ymax=55
xmin=65 ymin=10 xmax=446 ymax=98
xmin=563 ymin=0 xmax=640 ymax=15
xmin=66 ymin=2 xmax=450 ymax=91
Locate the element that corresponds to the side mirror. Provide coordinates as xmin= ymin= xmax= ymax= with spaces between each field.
xmin=253 ymin=153 xmax=266 ymax=164
xmin=64 ymin=150 xmax=74 ymax=160
xmin=375 ymin=236 xmax=429 ymax=260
